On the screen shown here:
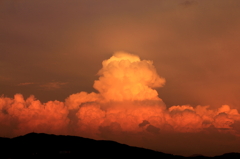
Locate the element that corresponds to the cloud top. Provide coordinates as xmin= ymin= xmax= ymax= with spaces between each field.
xmin=93 ymin=51 xmax=165 ymax=101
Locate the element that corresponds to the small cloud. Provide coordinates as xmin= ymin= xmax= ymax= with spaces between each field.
xmin=39 ymin=82 xmax=68 ymax=91
xmin=139 ymin=120 xmax=150 ymax=127
xmin=179 ymin=0 xmax=197 ymax=7
xmin=18 ymin=82 xmax=35 ymax=86
xmin=146 ymin=124 xmax=160 ymax=134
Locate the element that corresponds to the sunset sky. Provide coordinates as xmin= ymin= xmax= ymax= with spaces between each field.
xmin=1 ymin=0 xmax=240 ymax=157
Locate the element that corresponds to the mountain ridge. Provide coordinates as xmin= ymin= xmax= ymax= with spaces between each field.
xmin=0 ymin=133 xmax=239 ymax=159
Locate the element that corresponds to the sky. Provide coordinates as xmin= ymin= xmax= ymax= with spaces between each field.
xmin=1 ymin=0 xmax=240 ymax=157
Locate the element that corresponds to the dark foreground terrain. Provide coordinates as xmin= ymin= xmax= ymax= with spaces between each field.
xmin=0 ymin=133 xmax=239 ymax=159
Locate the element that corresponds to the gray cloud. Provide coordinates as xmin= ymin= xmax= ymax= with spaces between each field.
xmin=179 ymin=0 xmax=197 ymax=7
xmin=39 ymin=82 xmax=68 ymax=91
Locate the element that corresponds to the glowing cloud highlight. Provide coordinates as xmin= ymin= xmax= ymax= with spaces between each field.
xmin=0 ymin=51 xmax=240 ymax=156
xmin=93 ymin=51 xmax=165 ymax=101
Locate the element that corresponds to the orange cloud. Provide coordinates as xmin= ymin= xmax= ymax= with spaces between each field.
xmin=0 ymin=52 xmax=240 ymax=156
xmin=93 ymin=51 xmax=165 ymax=101
xmin=1 ymin=94 xmax=69 ymax=136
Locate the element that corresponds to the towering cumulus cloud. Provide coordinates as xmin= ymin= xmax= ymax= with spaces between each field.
xmin=0 ymin=52 xmax=240 ymax=156
xmin=93 ymin=51 xmax=165 ymax=101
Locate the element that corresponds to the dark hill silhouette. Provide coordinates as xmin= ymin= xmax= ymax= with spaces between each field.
xmin=0 ymin=133 xmax=239 ymax=159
